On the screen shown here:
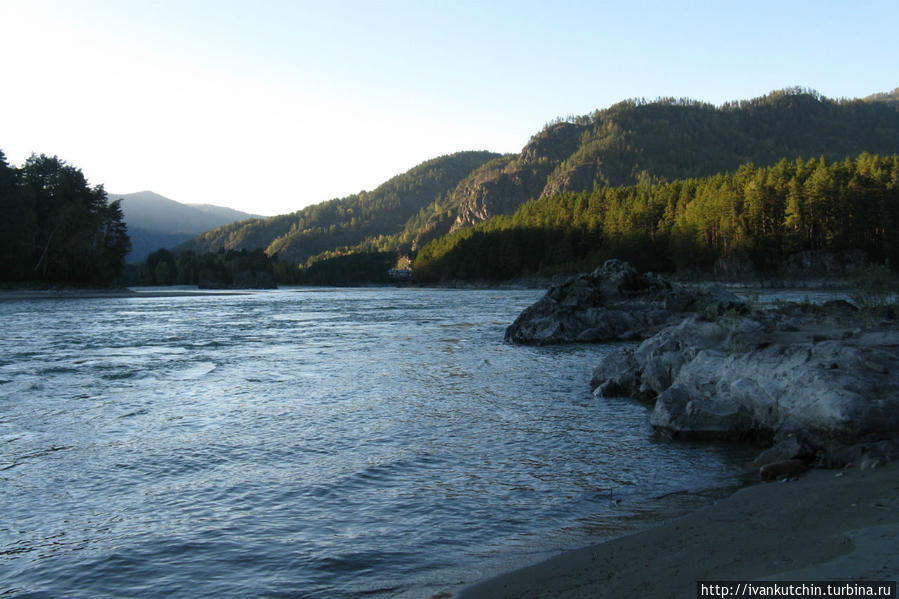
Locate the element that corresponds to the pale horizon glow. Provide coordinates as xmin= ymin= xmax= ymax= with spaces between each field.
xmin=1 ymin=0 xmax=897 ymax=216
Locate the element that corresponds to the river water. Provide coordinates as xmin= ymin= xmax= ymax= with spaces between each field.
xmin=0 ymin=288 xmax=753 ymax=598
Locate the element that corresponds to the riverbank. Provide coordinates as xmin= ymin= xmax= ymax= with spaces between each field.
xmin=0 ymin=287 xmax=251 ymax=300
xmin=455 ymin=461 xmax=899 ymax=598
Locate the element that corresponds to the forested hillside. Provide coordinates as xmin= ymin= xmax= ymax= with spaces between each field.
xmin=301 ymin=89 xmax=899 ymax=283
xmin=413 ymin=153 xmax=899 ymax=281
xmin=184 ymin=151 xmax=499 ymax=264
xmin=0 ymin=152 xmax=130 ymax=285
xmin=163 ymin=87 xmax=899 ymax=285
xmin=439 ymin=88 xmax=899 ymax=235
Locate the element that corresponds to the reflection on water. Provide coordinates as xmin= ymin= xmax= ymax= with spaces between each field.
xmin=0 ymin=288 xmax=753 ymax=598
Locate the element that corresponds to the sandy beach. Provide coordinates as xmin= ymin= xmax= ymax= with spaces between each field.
xmin=455 ymin=462 xmax=899 ymax=598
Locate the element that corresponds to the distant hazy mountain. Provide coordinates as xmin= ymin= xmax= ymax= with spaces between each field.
xmin=110 ymin=191 xmax=258 ymax=234
xmin=107 ymin=191 xmax=259 ymax=263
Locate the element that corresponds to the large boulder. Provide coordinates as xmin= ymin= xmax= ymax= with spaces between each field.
xmin=505 ymin=260 xmax=742 ymax=345
xmin=591 ymin=302 xmax=899 ymax=457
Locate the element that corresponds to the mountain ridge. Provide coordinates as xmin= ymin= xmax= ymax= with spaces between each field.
xmin=181 ymin=87 xmax=899 ymax=278
xmin=182 ymin=150 xmax=501 ymax=265
xmin=444 ymin=87 xmax=899 ymax=233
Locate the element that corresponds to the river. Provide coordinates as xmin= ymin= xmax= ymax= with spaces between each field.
xmin=0 ymin=287 xmax=753 ymax=598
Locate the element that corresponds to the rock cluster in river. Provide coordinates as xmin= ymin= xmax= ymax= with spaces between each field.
xmin=504 ymin=260 xmax=742 ymax=345
xmin=507 ymin=261 xmax=899 ymax=469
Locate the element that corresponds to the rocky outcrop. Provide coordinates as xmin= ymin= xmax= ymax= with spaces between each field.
xmin=450 ymin=123 xmax=587 ymax=232
xmin=450 ymin=167 xmax=548 ymax=232
xmin=591 ymin=301 xmax=899 ymax=463
xmin=505 ymin=260 xmax=743 ymax=345
xmin=508 ymin=260 xmax=899 ymax=471
xmin=539 ymin=161 xmax=599 ymax=198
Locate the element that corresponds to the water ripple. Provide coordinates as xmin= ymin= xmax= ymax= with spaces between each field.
xmin=0 ymin=289 xmax=754 ymax=598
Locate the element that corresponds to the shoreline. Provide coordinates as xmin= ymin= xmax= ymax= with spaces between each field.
xmin=0 ymin=288 xmax=252 ymax=300
xmin=452 ymin=462 xmax=899 ymax=598
xmin=0 ymin=278 xmax=853 ymax=298
xmin=455 ymin=261 xmax=897 ymax=598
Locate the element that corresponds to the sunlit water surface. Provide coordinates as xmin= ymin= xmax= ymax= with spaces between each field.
xmin=1 ymin=288 xmax=754 ymax=598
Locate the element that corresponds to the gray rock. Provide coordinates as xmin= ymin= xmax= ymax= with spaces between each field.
xmin=750 ymin=436 xmax=813 ymax=469
xmin=590 ymin=348 xmax=641 ymax=399
xmin=591 ymin=306 xmax=899 ymax=457
xmin=818 ymin=437 xmax=899 ymax=469
xmin=505 ymin=260 xmax=742 ymax=345
xmin=759 ymin=459 xmax=810 ymax=481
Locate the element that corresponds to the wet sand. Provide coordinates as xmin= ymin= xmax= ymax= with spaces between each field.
xmin=455 ymin=463 xmax=899 ymax=598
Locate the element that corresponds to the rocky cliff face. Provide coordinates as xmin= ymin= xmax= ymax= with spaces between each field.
xmin=449 ymin=122 xmax=586 ymax=231
xmin=539 ymin=161 xmax=599 ymax=199
xmin=449 ymin=165 xmax=545 ymax=231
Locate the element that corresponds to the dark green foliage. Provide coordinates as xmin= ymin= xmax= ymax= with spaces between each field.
xmin=298 ymin=251 xmax=397 ymax=286
xmin=422 ymin=89 xmax=899 ymax=245
xmin=0 ymin=151 xmax=25 ymax=279
xmin=413 ymin=153 xmax=899 ymax=281
xmin=543 ymin=89 xmax=899 ymax=196
xmin=0 ymin=152 xmax=131 ymax=285
xmin=141 ymin=248 xmax=177 ymax=285
xmin=139 ymin=248 xmax=298 ymax=287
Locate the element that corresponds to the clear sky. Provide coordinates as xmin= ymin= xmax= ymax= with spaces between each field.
xmin=1 ymin=0 xmax=896 ymax=216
